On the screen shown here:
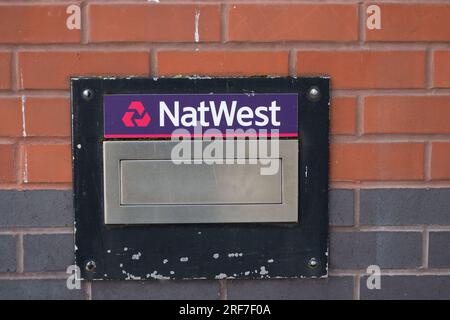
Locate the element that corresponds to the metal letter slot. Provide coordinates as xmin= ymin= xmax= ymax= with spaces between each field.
xmin=104 ymin=140 xmax=298 ymax=224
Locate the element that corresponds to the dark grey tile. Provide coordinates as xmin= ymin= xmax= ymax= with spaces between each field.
xmin=91 ymin=280 xmax=220 ymax=300
xmin=24 ymin=234 xmax=74 ymax=272
xmin=361 ymin=189 xmax=450 ymax=225
xmin=0 ymin=280 xmax=85 ymax=300
xmin=0 ymin=235 xmax=16 ymax=272
xmin=329 ymin=189 xmax=354 ymax=226
xmin=360 ymin=276 xmax=450 ymax=300
xmin=227 ymin=277 xmax=353 ymax=300
xmin=429 ymin=232 xmax=450 ymax=268
xmin=330 ymin=232 xmax=422 ymax=269
xmin=0 ymin=190 xmax=73 ymax=227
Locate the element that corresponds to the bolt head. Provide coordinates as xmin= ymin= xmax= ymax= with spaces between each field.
xmin=85 ymin=260 xmax=96 ymax=272
xmin=82 ymin=89 xmax=93 ymax=101
xmin=308 ymin=257 xmax=319 ymax=269
xmin=307 ymin=86 xmax=321 ymax=102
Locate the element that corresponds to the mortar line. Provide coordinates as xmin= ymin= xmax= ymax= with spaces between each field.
xmin=288 ymin=50 xmax=296 ymax=76
xmin=331 ymin=134 xmax=450 ymax=143
xmin=422 ymin=227 xmax=430 ymax=269
xmin=2 ymin=89 xmax=450 ymax=98
xmin=331 ymin=181 xmax=450 ymax=189
xmin=358 ymin=1 xmax=365 ymax=46
xmin=0 ymin=136 xmax=71 ymax=144
xmin=14 ymin=142 xmax=22 ymax=185
xmin=424 ymin=142 xmax=432 ymax=181
xmin=16 ymin=233 xmax=24 ymax=274
xmin=11 ymin=48 xmax=18 ymax=92
xmin=355 ymin=95 xmax=363 ymax=137
xmin=3 ymin=43 xmax=450 ymax=54
xmin=0 ymin=91 xmax=70 ymax=97
xmin=353 ymin=274 xmax=361 ymax=300
xmin=427 ymin=226 xmax=450 ymax=232
xmin=150 ymin=49 xmax=157 ymax=77
xmin=0 ymin=137 xmax=19 ymax=144
xmin=0 ymin=0 xmax=446 ymax=3
xmin=426 ymin=47 xmax=434 ymax=89
xmin=220 ymin=3 xmax=228 ymax=44
xmin=0 ymin=183 xmax=72 ymax=190
xmin=0 ymin=272 xmax=68 ymax=280
xmin=330 ymin=268 xmax=450 ymax=276
xmin=353 ymin=188 xmax=360 ymax=227
xmin=332 ymin=226 xmax=428 ymax=232
xmin=333 ymin=226 xmax=450 ymax=232
xmin=81 ymin=1 xmax=89 ymax=44
xmin=327 ymin=88 xmax=450 ymax=95
xmin=21 ymin=143 xmax=28 ymax=184
xmin=9 ymin=181 xmax=450 ymax=191
xmin=6 ymin=42 xmax=450 ymax=51
xmin=84 ymin=281 xmax=92 ymax=300
xmin=332 ymin=225 xmax=450 ymax=232
xmin=219 ymin=279 xmax=227 ymax=300
xmin=21 ymin=95 xmax=26 ymax=137
xmin=0 ymin=227 xmax=73 ymax=235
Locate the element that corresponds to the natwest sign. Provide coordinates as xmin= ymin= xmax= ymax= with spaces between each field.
xmin=104 ymin=93 xmax=298 ymax=138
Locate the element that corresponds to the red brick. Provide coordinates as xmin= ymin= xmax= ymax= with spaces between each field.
xmin=297 ymin=51 xmax=426 ymax=89
xmin=228 ymin=4 xmax=358 ymax=42
xmin=0 ymin=98 xmax=22 ymax=137
xmin=431 ymin=143 xmax=450 ymax=180
xmin=89 ymin=4 xmax=220 ymax=42
xmin=331 ymin=143 xmax=424 ymax=181
xmin=0 ymin=52 xmax=11 ymax=89
xmin=26 ymin=144 xmax=71 ymax=183
xmin=366 ymin=4 xmax=450 ymax=42
xmin=158 ymin=51 xmax=288 ymax=76
xmin=331 ymin=97 xmax=357 ymax=135
xmin=26 ymin=98 xmax=70 ymax=137
xmin=0 ymin=144 xmax=15 ymax=182
xmin=433 ymin=51 xmax=450 ymax=88
xmin=18 ymin=51 xmax=149 ymax=89
xmin=0 ymin=5 xmax=80 ymax=44
xmin=364 ymin=96 xmax=450 ymax=134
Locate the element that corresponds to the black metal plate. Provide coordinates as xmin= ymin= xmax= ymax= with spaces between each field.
xmin=71 ymin=77 xmax=329 ymax=280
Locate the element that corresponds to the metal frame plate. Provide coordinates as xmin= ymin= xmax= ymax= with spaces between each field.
xmin=71 ymin=77 xmax=330 ymax=280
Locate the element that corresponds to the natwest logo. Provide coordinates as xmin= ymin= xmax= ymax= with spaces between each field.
xmin=122 ymin=101 xmax=151 ymax=127
xmin=104 ymin=93 xmax=298 ymax=139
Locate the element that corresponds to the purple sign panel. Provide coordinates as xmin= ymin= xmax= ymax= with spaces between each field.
xmin=104 ymin=93 xmax=298 ymax=138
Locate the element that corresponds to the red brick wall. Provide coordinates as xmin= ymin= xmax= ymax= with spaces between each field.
xmin=1 ymin=1 xmax=450 ymax=299
xmin=0 ymin=1 xmax=449 ymax=189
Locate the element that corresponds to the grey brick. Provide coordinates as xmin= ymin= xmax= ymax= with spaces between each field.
xmin=91 ymin=280 xmax=219 ymax=300
xmin=429 ymin=232 xmax=450 ymax=268
xmin=227 ymin=277 xmax=353 ymax=300
xmin=361 ymin=189 xmax=450 ymax=226
xmin=330 ymin=232 xmax=422 ymax=269
xmin=0 ymin=280 xmax=85 ymax=300
xmin=360 ymin=276 xmax=450 ymax=300
xmin=0 ymin=235 xmax=16 ymax=272
xmin=329 ymin=189 xmax=354 ymax=226
xmin=0 ymin=190 xmax=73 ymax=227
xmin=24 ymin=234 xmax=74 ymax=272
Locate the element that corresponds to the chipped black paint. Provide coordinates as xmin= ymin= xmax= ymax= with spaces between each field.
xmin=71 ymin=76 xmax=329 ymax=280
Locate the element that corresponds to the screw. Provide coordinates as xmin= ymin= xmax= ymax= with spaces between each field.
xmin=82 ymin=89 xmax=94 ymax=101
xmin=307 ymin=86 xmax=321 ymax=102
xmin=308 ymin=257 xmax=319 ymax=269
xmin=85 ymin=260 xmax=96 ymax=272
